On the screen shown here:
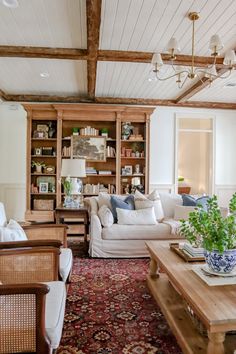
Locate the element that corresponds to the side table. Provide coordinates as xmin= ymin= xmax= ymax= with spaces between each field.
xmin=55 ymin=204 xmax=89 ymax=243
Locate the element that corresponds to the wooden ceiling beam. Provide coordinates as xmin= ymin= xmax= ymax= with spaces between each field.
xmin=0 ymin=89 xmax=8 ymax=101
xmin=4 ymin=94 xmax=93 ymax=103
xmin=86 ymin=0 xmax=102 ymax=99
xmin=0 ymin=45 xmax=229 ymax=69
xmin=95 ymin=97 xmax=236 ymax=110
xmin=3 ymin=93 xmax=236 ymax=109
xmin=0 ymin=45 xmax=87 ymax=60
xmin=176 ymin=67 xmax=230 ymax=103
xmin=98 ymin=50 xmax=227 ymax=68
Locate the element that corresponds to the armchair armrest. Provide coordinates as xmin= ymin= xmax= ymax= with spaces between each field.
xmin=23 ymin=224 xmax=68 ymax=247
xmin=0 ymin=283 xmax=50 ymax=354
xmin=0 ymin=247 xmax=60 ymax=284
xmin=90 ymin=213 xmax=102 ymax=241
xmin=0 ymin=239 xmax=62 ymax=249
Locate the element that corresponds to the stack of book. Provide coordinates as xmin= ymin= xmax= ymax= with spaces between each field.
xmin=98 ymin=170 xmax=112 ymax=175
xmin=182 ymin=243 xmax=205 ymax=257
xmin=86 ymin=167 xmax=97 ymax=175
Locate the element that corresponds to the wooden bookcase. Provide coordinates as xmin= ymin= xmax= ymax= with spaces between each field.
xmin=23 ymin=104 xmax=154 ymax=222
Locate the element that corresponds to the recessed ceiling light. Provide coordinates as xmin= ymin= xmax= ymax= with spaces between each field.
xmin=2 ymin=0 xmax=19 ymax=8
xmin=223 ymin=82 xmax=236 ymax=88
xmin=40 ymin=72 xmax=50 ymax=78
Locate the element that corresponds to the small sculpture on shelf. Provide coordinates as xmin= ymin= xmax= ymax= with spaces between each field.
xmin=48 ymin=122 xmax=56 ymax=138
xmin=122 ymin=122 xmax=134 ymax=140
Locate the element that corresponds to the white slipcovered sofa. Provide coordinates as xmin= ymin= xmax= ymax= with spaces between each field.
xmin=85 ymin=192 xmax=186 ymax=258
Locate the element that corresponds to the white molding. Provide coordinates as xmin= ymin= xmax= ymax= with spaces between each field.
xmin=215 ymin=185 xmax=236 ymax=207
xmin=149 ymin=184 xmax=175 ymax=193
xmin=0 ymin=183 xmax=26 ymax=221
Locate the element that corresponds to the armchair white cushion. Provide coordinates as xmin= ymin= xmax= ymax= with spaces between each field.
xmin=0 ymin=202 xmax=7 ymax=227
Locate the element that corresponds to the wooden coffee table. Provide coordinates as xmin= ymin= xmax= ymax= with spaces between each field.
xmin=146 ymin=241 xmax=236 ymax=354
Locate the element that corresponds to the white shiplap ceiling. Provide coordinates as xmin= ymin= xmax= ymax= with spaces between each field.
xmin=0 ymin=0 xmax=235 ymax=103
xmin=96 ymin=61 xmax=200 ymax=99
xmin=0 ymin=58 xmax=87 ymax=95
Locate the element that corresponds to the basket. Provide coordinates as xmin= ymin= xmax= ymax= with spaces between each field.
xmin=33 ymin=199 xmax=54 ymax=211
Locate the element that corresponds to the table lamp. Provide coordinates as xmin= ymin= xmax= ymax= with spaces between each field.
xmin=61 ymin=158 xmax=86 ymax=207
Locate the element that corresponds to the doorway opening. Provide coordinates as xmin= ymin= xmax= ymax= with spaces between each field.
xmin=175 ymin=116 xmax=214 ymax=196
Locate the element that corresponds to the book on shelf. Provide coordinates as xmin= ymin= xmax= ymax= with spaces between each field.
xmin=106 ymin=146 xmax=116 ymax=157
xmin=98 ymin=170 xmax=112 ymax=175
xmin=83 ymin=183 xmax=116 ymax=195
xmin=62 ymin=146 xmax=71 ymax=157
xmin=80 ymin=126 xmax=99 ymax=136
xmin=86 ymin=167 xmax=97 ymax=175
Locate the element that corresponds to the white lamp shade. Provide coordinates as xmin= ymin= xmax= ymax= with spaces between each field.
xmin=167 ymin=37 xmax=180 ymax=52
xmin=61 ymin=159 xmax=86 ymax=177
xmin=151 ymin=53 xmax=163 ymax=66
xmin=209 ymin=34 xmax=223 ymax=52
xmin=223 ymin=50 xmax=236 ymax=65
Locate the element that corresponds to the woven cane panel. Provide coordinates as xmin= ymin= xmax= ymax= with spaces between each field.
xmin=26 ymin=228 xmax=64 ymax=242
xmin=0 ymin=253 xmax=55 ymax=283
xmin=0 ymin=293 xmax=36 ymax=353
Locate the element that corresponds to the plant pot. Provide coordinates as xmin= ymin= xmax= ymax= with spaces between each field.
xmin=204 ymin=249 xmax=236 ymax=274
xmin=36 ymin=165 xmax=42 ymax=173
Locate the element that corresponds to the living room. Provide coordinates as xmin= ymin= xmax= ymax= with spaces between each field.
xmin=0 ymin=0 xmax=236 ymax=353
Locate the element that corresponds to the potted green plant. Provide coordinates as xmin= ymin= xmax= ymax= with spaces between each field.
xmin=180 ymin=193 xmax=236 ymax=273
xmin=31 ymin=161 xmax=46 ymax=173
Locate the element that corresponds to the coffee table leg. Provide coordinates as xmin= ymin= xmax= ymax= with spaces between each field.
xmin=149 ymin=257 xmax=159 ymax=279
xmin=207 ymin=332 xmax=225 ymax=354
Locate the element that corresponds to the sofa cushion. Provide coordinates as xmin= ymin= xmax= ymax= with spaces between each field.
xmin=102 ymin=223 xmax=175 ymax=240
xmin=174 ymin=205 xmax=196 ymax=221
xmin=0 ymin=219 xmax=27 ymax=242
xmin=98 ymin=205 xmax=114 ymax=227
xmin=134 ymin=190 xmax=164 ymax=221
xmin=117 ymin=207 xmax=157 ymax=225
xmin=182 ymin=194 xmax=209 ymax=211
xmin=59 ymin=248 xmax=73 ymax=282
xmin=44 ymin=281 xmax=66 ymax=349
xmin=97 ymin=192 xmax=112 ymax=210
xmin=111 ymin=195 xmax=134 ymax=222
xmin=159 ymin=193 xmax=183 ymax=218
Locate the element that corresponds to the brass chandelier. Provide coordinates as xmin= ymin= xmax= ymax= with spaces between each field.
xmin=149 ymin=12 xmax=236 ymax=88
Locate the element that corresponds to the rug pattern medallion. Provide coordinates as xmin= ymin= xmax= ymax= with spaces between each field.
xmin=57 ymin=258 xmax=182 ymax=354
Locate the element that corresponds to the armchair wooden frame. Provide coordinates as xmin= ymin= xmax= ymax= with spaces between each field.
xmin=0 ymin=283 xmax=51 ymax=354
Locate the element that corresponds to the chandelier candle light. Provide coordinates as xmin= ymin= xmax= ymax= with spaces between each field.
xmin=61 ymin=158 xmax=86 ymax=208
xmin=149 ymin=12 xmax=236 ymax=88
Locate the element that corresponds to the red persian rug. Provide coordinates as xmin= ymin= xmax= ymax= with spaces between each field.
xmin=57 ymin=257 xmax=182 ymax=354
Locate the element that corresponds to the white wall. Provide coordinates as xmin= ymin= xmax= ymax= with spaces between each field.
xmin=150 ymin=106 xmax=236 ymax=206
xmin=0 ymin=103 xmax=27 ymax=220
xmin=0 ymin=103 xmax=236 ymax=219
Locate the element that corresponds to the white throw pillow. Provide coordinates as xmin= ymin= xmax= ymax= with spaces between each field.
xmin=134 ymin=190 xmax=164 ymax=221
xmin=98 ymin=205 xmax=114 ymax=227
xmin=174 ymin=205 xmax=196 ymax=221
xmin=0 ymin=219 xmax=28 ymax=242
xmin=159 ymin=192 xmax=183 ymax=219
xmin=117 ymin=207 xmax=157 ymax=225
xmin=97 ymin=192 xmax=112 ymax=210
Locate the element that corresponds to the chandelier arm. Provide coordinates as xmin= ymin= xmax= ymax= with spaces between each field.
xmin=178 ymin=74 xmax=189 ymax=89
xmin=196 ymin=68 xmax=232 ymax=79
xmin=153 ymin=71 xmax=188 ymax=81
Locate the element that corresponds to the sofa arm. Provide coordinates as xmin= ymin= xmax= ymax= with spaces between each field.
xmin=90 ymin=213 xmax=102 ymax=241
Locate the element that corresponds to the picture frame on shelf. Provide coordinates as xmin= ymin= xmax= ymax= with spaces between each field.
xmin=34 ymin=147 xmax=42 ymax=155
xmin=39 ymin=182 xmax=48 ymax=193
xmin=33 ymin=130 xmax=48 ymax=139
xmin=124 ymin=165 xmax=133 ymax=175
xmin=72 ymin=136 xmax=106 ymax=161
xmin=37 ymin=124 xmax=49 ymax=132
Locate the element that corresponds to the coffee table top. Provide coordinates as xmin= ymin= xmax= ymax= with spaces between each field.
xmin=146 ymin=241 xmax=236 ymax=332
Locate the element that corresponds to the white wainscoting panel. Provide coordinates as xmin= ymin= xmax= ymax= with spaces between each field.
xmin=0 ymin=184 xmax=26 ymax=221
xmin=149 ymin=184 xmax=175 ymax=194
xmin=214 ymin=185 xmax=236 ymax=208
